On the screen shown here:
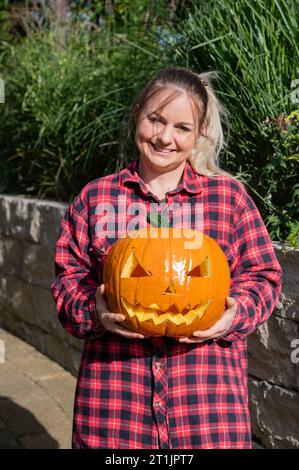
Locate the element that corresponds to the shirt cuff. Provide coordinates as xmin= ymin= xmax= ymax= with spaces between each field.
xmin=76 ymin=294 xmax=107 ymax=339
xmin=217 ymin=296 xmax=246 ymax=342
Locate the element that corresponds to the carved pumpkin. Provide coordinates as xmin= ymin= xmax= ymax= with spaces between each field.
xmin=103 ymin=228 xmax=230 ymax=338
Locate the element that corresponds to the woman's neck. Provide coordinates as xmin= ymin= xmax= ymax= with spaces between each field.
xmin=137 ymin=159 xmax=186 ymax=200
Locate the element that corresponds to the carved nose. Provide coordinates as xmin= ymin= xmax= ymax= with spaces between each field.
xmin=163 ymin=280 xmax=176 ymax=295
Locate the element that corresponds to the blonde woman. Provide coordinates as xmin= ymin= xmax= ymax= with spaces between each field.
xmin=51 ymin=67 xmax=282 ymax=449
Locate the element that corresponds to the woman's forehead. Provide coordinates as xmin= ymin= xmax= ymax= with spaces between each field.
xmin=143 ymin=87 xmax=202 ymax=125
xmin=146 ymin=87 xmax=190 ymax=108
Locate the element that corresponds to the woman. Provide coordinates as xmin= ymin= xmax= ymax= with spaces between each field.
xmin=51 ymin=67 xmax=282 ymax=449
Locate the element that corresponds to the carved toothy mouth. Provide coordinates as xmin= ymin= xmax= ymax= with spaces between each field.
xmin=121 ymin=298 xmax=212 ymax=326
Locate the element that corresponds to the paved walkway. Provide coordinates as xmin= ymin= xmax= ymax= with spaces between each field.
xmin=0 ymin=327 xmax=77 ymax=449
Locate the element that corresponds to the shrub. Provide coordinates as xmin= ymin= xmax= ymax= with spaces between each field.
xmin=0 ymin=0 xmax=298 ymax=244
xmin=0 ymin=6 xmax=169 ymax=200
xmin=169 ymin=0 xmax=299 ymax=245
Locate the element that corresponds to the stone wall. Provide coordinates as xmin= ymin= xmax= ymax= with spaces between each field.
xmin=0 ymin=195 xmax=298 ymax=448
xmin=0 ymin=195 xmax=83 ymax=376
xmin=247 ymin=245 xmax=299 ymax=448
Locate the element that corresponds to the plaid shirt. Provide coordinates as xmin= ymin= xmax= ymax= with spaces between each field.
xmin=51 ymin=160 xmax=282 ymax=449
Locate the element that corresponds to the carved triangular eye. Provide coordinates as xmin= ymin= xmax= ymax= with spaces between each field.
xmin=186 ymin=257 xmax=211 ymax=278
xmin=121 ymin=251 xmax=151 ymax=278
xmin=186 ymin=265 xmax=201 ymax=277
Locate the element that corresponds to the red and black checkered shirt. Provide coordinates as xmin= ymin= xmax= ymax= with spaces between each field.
xmin=51 ymin=160 xmax=282 ymax=449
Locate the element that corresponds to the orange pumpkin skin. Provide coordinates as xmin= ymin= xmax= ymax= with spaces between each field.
xmin=103 ymin=228 xmax=230 ymax=338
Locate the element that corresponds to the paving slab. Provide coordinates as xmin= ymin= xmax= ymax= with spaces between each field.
xmin=0 ymin=327 xmax=77 ymax=449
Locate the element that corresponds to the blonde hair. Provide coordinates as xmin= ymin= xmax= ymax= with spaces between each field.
xmin=189 ymin=71 xmax=231 ymax=177
xmin=130 ymin=66 xmax=232 ymax=178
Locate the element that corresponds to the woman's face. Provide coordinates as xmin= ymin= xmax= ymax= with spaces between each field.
xmin=135 ymin=88 xmax=201 ymax=174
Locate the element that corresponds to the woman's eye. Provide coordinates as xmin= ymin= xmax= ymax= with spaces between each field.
xmin=177 ymin=126 xmax=191 ymax=133
xmin=148 ymin=115 xmax=160 ymax=123
xmin=147 ymin=116 xmax=191 ymax=133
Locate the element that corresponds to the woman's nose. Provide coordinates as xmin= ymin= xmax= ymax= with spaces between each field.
xmin=158 ymin=124 xmax=174 ymax=145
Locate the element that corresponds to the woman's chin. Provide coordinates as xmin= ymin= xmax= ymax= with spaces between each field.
xmin=144 ymin=150 xmax=184 ymax=167
xmin=147 ymin=157 xmax=180 ymax=172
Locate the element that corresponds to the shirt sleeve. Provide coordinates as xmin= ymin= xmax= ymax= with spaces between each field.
xmin=50 ymin=195 xmax=106 ymax=340
xmin=220 ymin=186 xmax=282 ymax=343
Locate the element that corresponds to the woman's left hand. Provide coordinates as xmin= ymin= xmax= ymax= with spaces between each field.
xmin=177 ymin=297 xmax=237 ymax=344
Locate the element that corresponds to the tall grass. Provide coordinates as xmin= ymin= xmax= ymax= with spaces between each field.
xmin=0 ymin=0 xmax=298 ymax=243
xmin=171 ymin=0 xmax=298 ymax=243
xmin=0 ymin=14 xmax=168 ymax=200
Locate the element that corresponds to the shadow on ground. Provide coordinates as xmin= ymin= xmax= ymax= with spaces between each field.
xmin=0 ymin=396 xmax=59 ymax=449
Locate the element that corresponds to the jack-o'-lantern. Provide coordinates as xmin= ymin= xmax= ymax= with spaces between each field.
xmin=103 ymin=228 xmax=230 ymax=338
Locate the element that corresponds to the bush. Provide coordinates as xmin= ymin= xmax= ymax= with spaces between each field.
xmin=259 ymin=111 xmax=299 ymax=245
xmin=0 ymin=0 xmax=298 ymax=244
xmin=169 ymin=0 xmax=298 ymax=245
xmin=0 ymin=6 xmax=169 ymax=200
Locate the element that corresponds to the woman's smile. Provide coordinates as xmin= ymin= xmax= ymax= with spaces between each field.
xmin=149 ymin=142 xmax=176 ymax=155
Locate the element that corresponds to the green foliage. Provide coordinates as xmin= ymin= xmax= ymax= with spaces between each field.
xmin=0 ymin=6 xmax=169 ymax=200
xmin=258 ymin=111 xmax=299 ymax=245
xmin=170 ymin=0 xmax=299 ymax=245
xmin=0 ymin=0 xmax=298 ymax=244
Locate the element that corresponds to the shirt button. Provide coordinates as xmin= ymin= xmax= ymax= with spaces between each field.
xmin=155 ymin=400 xmax=162 ymax=408
xmin=155 ymin=362 xmax=162 ymax=370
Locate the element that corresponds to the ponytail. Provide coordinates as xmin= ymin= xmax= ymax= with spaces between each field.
xmin=188 ymin=71 xmax=231 ymax=177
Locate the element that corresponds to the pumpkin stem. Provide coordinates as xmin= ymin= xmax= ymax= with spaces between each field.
xmin=147 ymin=212 xmax=169 ymax=228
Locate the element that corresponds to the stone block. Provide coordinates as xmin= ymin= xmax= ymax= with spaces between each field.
xmin=0 ymin=314 xmax=82 ymax=377
xmin=249 ymin=377 xmax=299 ymax=449
xmin=0 ymin=195 xmax=68 ymax=250
xmin=0 ymin=275 xmax=66 ymax=339
xmin=274 ymin=243 xmax=299 ymax=322
xmin=248 ymin=314 xmax=299 ymax=389
xmin=0 ymin=237 xmax=55 ymax=289
xmin=22 ymin=241 xmax=55 ymax=289
xmin=0 ymin=237 xmax=23 ymax=278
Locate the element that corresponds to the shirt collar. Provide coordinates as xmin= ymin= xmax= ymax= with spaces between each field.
xmin=118 ymin=159 xmax=203 ymax=195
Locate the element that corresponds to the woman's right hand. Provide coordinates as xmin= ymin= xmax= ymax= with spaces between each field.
xmin=95 ymin=284 xmax=146 ymax=339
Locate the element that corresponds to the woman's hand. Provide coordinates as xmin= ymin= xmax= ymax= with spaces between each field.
xmin=95 ymin=284 xmax=147 ymax=339
xmin=177 ymin=297 xmax=237 ymax=344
